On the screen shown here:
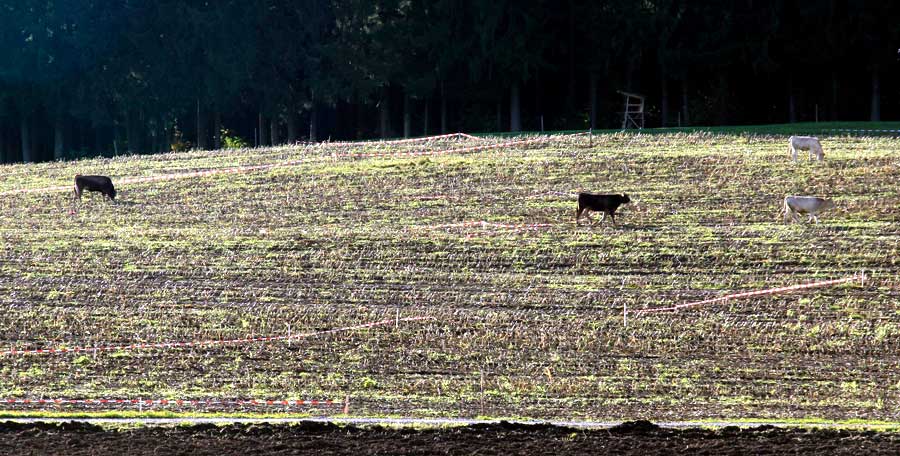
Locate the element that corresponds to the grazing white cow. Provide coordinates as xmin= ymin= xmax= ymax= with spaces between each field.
xmin=789 ymin=136 xmax=824 ymax=162
xmin=782 ymin=196 xmax=835 ymax=224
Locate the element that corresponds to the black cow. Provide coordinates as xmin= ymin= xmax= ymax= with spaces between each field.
xmin=576 ymin=192 xmax=630 ymax=226
xmin=73 ymin=175 xmax=116 ymax=201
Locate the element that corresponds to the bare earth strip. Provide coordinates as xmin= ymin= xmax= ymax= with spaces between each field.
xmin=2 ymin=416 xmax=899 ymax=430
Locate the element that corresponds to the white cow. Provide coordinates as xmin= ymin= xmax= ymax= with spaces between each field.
xmin=789 ymin=136 xmax=824 ymax=162
xmin=782 ymin=196 xmax=835 ymax=224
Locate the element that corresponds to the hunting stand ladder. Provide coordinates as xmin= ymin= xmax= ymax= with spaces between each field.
xmin=618 ymin=91 xmax=645 ymax=129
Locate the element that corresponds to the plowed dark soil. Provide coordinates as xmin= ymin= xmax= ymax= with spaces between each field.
xmin=1 ymin=420 xmax=899 ymax=455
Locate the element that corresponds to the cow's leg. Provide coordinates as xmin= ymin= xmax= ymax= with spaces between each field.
xmin=791 ymin=146 xmax=798 ymax=162
xmin=576 ymin=207 xmax=584 ymax=225
xmin=610 ymin=213 xmax=617 ymax=226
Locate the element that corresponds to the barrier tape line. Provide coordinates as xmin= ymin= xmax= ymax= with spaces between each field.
xmin=414 ymin=220 xmax=554 ymax=231
xmin=634 ymin=274 xmax=864 ymax=314
xmin=1 ymin=316 xmax=433 ymax=358
xmin=0 ymin=398 xmax=342 ymax=408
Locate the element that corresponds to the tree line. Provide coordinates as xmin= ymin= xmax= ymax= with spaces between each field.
xmin=0 ymin=0 xmax=898 ymax=163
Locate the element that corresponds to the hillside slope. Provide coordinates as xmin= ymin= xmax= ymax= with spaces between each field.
xmin=0 ymin=132 xmax=898 ymax=420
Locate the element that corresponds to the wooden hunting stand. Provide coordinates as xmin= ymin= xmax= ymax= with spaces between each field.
xmin=618 ymin=91 xmax=645 ymax=129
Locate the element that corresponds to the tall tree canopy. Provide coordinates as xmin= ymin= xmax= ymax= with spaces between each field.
xmin=0 ymin=0 xmax=898 ymax=162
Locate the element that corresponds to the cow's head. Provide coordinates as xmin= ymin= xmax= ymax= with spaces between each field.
xmin=621 ymin=193 xmax=631 ymax=204
xmin=820 ymin=198 xmax=835 ymax=211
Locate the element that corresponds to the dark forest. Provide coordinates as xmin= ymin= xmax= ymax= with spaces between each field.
xmin=0 ymin=0 xmax=898 ymax=163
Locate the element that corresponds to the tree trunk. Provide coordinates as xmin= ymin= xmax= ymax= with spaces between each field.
xmin=870 ymin=65 xmax=880 ymax=121
xmin=355 ymin=99 xmax=363 ymax=139
xmin=93 ymin=124 xmax=103 ymax=157
xmin=535 ymin=69 xmax=542 ymax=126
xmin=334 ymin=101 xmax=343 ymax=139
xmin=681 ymin=79 xmax=690 ymax=127
xmin=213 ymin=110 xmax=222 ymax=149
xmin=830 ymin=71 xmax=839 ymax=121
xmin=660 ymin=64 xmax=669 ymax=127
xmin=788 ymin=73 xmax=797 ymax=123
xmin=566 ymin=0 xmax=575 ymax=116
xmin=113 ymin=120 xmax=121 ymax=155
xmin=0 ymin=119 xmax=5 ymax=163
xmin=162 ymin=119 xmax=172 ymax=153
xmin=0 ymin=119 xmax=7 ymax=163
xmin=197 ymin=99 xmax=209 ymax=150
xmin=589 ymin=71 xmax=598 ymax=130
xmin=403 ymin=92 xmax=411 ymax=138
xmin=440 ymin=80 xmax=448 ymax=134
xmin=53 ymin=113 xmax=65 ymax=160
xmin=270 ymin=117 xmax=280 ymax=145
xmin=149 ymin=117 xmax=158 ymax=154
xmin=379 ymin=85 xmax=391 ymax=139
xmin=715 ymin=73 xmax=729 ymax=125
xmin=510 ymin=82 xmax=521 ymax=132
xmin=258 ymin=112 xmax=268 ymax=146
xmin=126 ymin=109 xmax=138 ymax=154
xmin=625 ymin=55 xmax=637 ymax=92
xmin=287 ymin=111 xmax=298 ymax=143
xmin=20 ymin=115 xmax=32 ymax=163
xmin=309 ymin=105 xmax=318 ymax=142
xmin=423 ymin=98 xmax=429 ymax=136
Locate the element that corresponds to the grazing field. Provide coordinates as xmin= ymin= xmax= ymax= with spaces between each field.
xmin=0 ymin=131 xmax=898 ymax=421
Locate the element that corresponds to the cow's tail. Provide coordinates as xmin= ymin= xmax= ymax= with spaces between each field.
xmin=781 ymin=198 xmax=790 ymax=224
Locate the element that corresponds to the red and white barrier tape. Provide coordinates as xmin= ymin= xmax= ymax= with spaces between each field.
xmin=0 ymin=398 xmax=342 ymax=408
xmin=635 ymin=274 xmax=864 ymax=314
xmin=0 ymin=316 xmax=433 ymax=358
xmin=417 ymin=220 xmax=553 ymax=231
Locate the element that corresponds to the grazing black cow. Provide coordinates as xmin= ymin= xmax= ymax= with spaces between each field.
xmin=73 ymin=175 xmax=116 ymax=201
xmin=576 ymin=192 xmax=631 ymax=226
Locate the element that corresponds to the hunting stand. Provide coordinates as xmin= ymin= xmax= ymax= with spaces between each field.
xmin=618 ymin=91 xmax=645 ymax=129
